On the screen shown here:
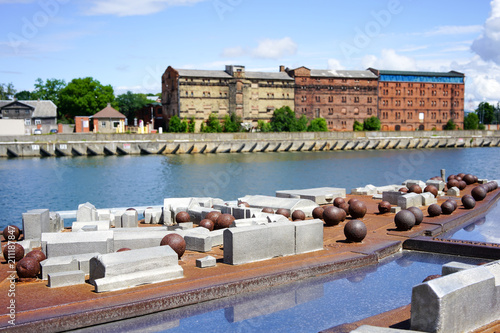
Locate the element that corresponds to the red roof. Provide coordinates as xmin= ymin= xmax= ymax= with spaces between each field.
xmin=92 ymin=104 xmax=126 ymax=119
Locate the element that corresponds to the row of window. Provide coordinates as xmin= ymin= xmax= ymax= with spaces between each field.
xmin=300 ymin=96 xmax=372 ymax=103
xmin=383 ymin=89 xmax=459 ymax=97
xmin=383 ymin=83 xmax=451 ymax=89
xmin=381 ymin=111 xmax=457 ymax=120
xmin=3 ymin=109 xmax=30 ymax=114
xmin=24 ymin=119 xmax=41 ymax=125
xmin=381 ymin=100 xmax=460 ymax=107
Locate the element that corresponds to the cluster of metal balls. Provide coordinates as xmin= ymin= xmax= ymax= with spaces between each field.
xmin=446 ymin=173 xmax=478 ymax=191
xmin=2 ymin=225 xmax=47 ymax=279
xmin=394 ymin=207 xmax=424 ymax=231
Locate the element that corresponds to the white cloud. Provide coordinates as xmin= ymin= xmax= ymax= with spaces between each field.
xmin=252 ymin=37 xmax=297 ymax=59
xmin=85 ymin=0 xmax=206 ymax=16
xmin=327 ymin=58 xmax=345 ymax=70
xmin=425 ymin=25 xmax=483 ymax=37
xmin=472 ymin=0 xmax=500 ymax=65
xmin=361 ymin=49 xmax=417 ymax=71
xmin=221 ymin=46 xmax=246 ymax=58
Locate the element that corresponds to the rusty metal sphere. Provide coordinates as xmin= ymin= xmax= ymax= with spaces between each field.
xmin=473 ymin=175 xmax=479 ymax=183
xmin=3 ymin=242 xmax=24 ymax=262
xmin=445 ymin=199 xmax=458 ymax=211
xmin=408 ymin=184 xmax=423 ymax=194
xmin=490 ymin=181 xmax=498 ymax=190
xmin=312 ymin=207 xmax=324 ymax=219
xmin=199 ymin=219 xmax=215 ymax=231
xmin=25 ymin=249 xmax=46 ymax=263
xmin=463 ymin=174 xmax=475 ymax=185
xmin=399 ymin=187 xmax=409 ymax=193
xmin=160 ymin=234 xmax=186 ymax=259
xmin=471 ymin=186 xmax=487 ymax=201
xmin=462 ymin=194 xmax=476 ymax=209
xmin=205 ymin=211 xmax=221 ymax=223
xmin=422 ymin=274 xmax=442 ymax=283
xmin=292 ymin=210 xmax=306 ymax=221
xmin=16 ymin=257 xmax=40 ymax=279
xmin=455 ymin=176 xmax=463 ymax=182
xmin=215 ymin=214 xmax=235 ymax=229
xmin=117 ymin=248 xmax=131 ymax=252
xmin=349 ymin=201 xmax=367 ymax=219
xmin=428 ymin=204 xmax=442 ymax=217
xmin=323 ymin=206 xmax=345 ymax=227
xmin=394 ymin=210 xmax=416 ymax=231
xmin=378 ymin=201 xmax=392 ymax=214
xmin=261 ymin=207 xmax=274 ymax=214
xmin=458 ymin=181 xmax=467 ymax=190
xmin=441 ymin=201 xmax=455 ymax=215
xmin=333 ymin=197 xmax=345 ymax=207
xmin=276 ymin=208 xmax=291 ymax=218
xmin=3 ymin=225 xmax=21 ymax=241
xmin=175 ymin=211 xmax=191 ymax=223
xmin=339 ymin=202 xmax=350 ymax=216
xmin=447 ymin=174 xmax=456 ymax=181
xmin=457 ymin=173 xmax=466 ymax=179
xmin=344 ymin=220 xmax=367 ymax=243
xmin=424 ymin=185 xmax=438 ymax=198
xmin=407 ymin=207 xmax=424 ymax=225
xmin=126 ymin=207 xmax=137 ymax=211
xmin=447 ymin=179 xmax=459 ymax=189
xmin=347 ymin=198 xmax=359 ymax=205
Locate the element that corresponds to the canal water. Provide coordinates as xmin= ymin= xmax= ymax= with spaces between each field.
xmin=1 ymin=147 xmax=500 ymax=231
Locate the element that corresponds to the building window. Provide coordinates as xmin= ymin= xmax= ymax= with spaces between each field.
xmin=113 ymin=121 xmax=120 ymax=128
xmin=341 ymin=108 xmax=347 ymax=115
xmin=354 ymin=97 xmax=359 ymax=103
xmin=342 ymin=96 xmax=347 ymax=103
xmin=367 ymin=97 xmax=372 ymax=103
xmin=316 ymin=109 xmax=320 ymax=117
xmin=101 ymin=121 xmax=106 ymax=127
xmin=35 ymin=119 xmax=41 ymax=125
xmin=367 ymin=108 xmax=373 ymax=115
xmin=316 ymin=96 xmax=320 ymax=102
xmin=25 ymin=119 xmax=31 ymax=125
xmin=328 ymin=108 xmax=333 ymax=115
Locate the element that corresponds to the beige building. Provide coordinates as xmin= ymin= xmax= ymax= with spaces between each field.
xmin=162 ymin=65 xmax=295 ymax=130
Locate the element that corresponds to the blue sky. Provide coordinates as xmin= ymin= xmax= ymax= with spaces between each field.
xmin=1 ymin=0 xmax=500 ymax=110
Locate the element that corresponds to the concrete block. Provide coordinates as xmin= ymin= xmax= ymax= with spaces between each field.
xmin=209 ymin=229 xmax=224 ymax=246
xmin=397 ymin=193 xmax=421 ymax=209
xmin=231 ymin=218 xmax=268 ymax=228
xmin=193 ymin=197 xmax=215 ymax=208
xmin=447 ymin=186 xmax=460 ymax=196
xmin=372 ymin=194 xmax=383 ymax=200
xmin=213 ymin=204 xmax=234 ymax=215
xmin=40 ymin=256 xmax=79 ymax=280
xmin=238 ymin=195 xmax=319 ymax=218
xmin=49 ymin=212 xmax=64 ymax=233
xmin=374 ymin=185 xmax=402 ymax=194
xmin=196 ymin=255 xmax=216 ymax=268
xmin=80 ymin=225 xmax=98 ymax=232
xmin=143 ymin=207 xmax=163 ymax=224
xmin=382 ymin=191 xmax=405 ymax=205
xmin=442 ymin=261 xmax=477 ymax=276
xmin=89 ymin=246 xmax=183 ymax=292
xmin=77 ymin=202 xmax=97 ymax=222
xmin=390 ymin=206 xmax=401 ymax=214
xmin=267 ymin=222 xmax=295 ymax=257
xmin=426 ymin=180 xmax=445 ymax=191
xmin=411 ymin=262 xmax=500 ymax=333
xmin=232 ymin=207 xmax=262 ymax=220
xmin=163 ymin=198 xmax=200 ymax=225
xmin=275 ymin=187 xmax=346 ymax=205
xmin=113 ymin=230 xmax=172 ymax=250
xmin=187 ymin=207 xmax=214 ymax=223
xmin=97 ymin=209 xmax=111 ymax=222
xmin=185 ymin=233 xmax=212 ymax=252
xmin=121 ymin=210 xmax=138 ymax=228
xmin=43 ymin=231 xmax=113 ymax=257
xmin=22 ymin=209 xmax=50 ymax=240
xmin=403 ymin=179 xmax=426 ymax=189
xmin=72 ymin=221 xmax=110 ymax=232
xmin=177 ymin=222 xmax=193 ymax=230
xmin=112 ymin=210 xmax=125 ymax=228
xmin=74 ymin=252 xmax=100 ymax=274
xmin=223 ymin=226 xmax=268 ymax=265
xmin=48 ymin=270 xmax=85 ymax=288
xmin=17 ymin=240 xmax=33 ymax=253
xmin=351 ymin=184 xmax=377 ymax=196
xmin=478 ymin=179 xmax=488 ymax=184
xmin=419 ymin=192 xmax=437 ymax=206
xmin=294 ymin=219 xmax=324 ymax=254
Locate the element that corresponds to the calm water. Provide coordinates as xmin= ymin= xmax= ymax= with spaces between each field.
xmin=1 ymin=147 xmax=500 ymax=230
xmin=72 ymin=251 xmax=486 ymax=333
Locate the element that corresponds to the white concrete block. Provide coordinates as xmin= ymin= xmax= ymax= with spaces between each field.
xmin=43 ymin=231 xmax=113 ymax=258
xmin=72 ymin=221 xmax=110 ymax=232
xmin=382 ymin=191 xmax=405 ymax=205
xmin=397 ymin=193 xmax=421 ymax=209
xmin=419 ymin=192 xmax=437 ymax=206
xmin=22 ymin=209 xmax=50 ymax=240
xmin=238 ymin=195 xmax=319 ymax=217
xmin=77 ymin=202 xmax=97 ymax=222
xmin=208 ymin=229 xmax=224 ymax=247
xmin=426 ymin=180 xmax=445 ymax=191
xmin=121 ymin=210 xmax=138 ymax=228
xmin=275 ymin=187 xmax=346 ymax=205
xmin=41 ymin=256 xmax=79 ymax=280
xmin=97 ymin=209 xmax=111 ymax=222
xmin=113 ymin=230 xmax=172 ymax=250
xmin=48 ymin=270 xmax=85 ymax=288
xmin=185 ymin=233 xmax=212 ymax=252
xmin=294 ymin=219 xmax=324 ymax=254
xmin=447 ymin=186 xmax=460 ymax=196
xmin=442 ymin=261 xmax=477 ymax=276
xmin=196 ymin=255 xmax=216 ymax=268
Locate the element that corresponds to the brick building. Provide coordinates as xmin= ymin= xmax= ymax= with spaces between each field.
xmin=285 ymin=67 xmax=378 ymax=131
xmin=369 ymin=69 xmax=465 ymax=131
xmin=135 ymin=102 xmax=165 ymax=131
xmin=162 ymin=65 xmax=294 ymax=130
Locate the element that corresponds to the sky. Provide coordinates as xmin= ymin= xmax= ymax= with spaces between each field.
xmin=1 ymin=0 xmax=500 ymax=111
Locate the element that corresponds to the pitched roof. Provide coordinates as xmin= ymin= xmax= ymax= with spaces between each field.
xmin=371 ymin=68 xmax=465 ymax=77
xmin=92 ymin=104 xmax=126 ymax=119
xmin=310 ymin=69 xmax=378 ymax=79
xmin=245 ymin=71 xmax=294 ymax=81
xmin=0 ymin=100 xmax=57 ymax=118
xmin=176 ymin=69 xmax=232 ymax=79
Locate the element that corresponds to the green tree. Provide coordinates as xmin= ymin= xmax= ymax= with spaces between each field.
xmin=478 ymin=123 xmax=486 ymax=130
xmin=223 ymin=113 xmax=242 ymax=132
xmin=363 ymin=116 xmax=381 ymax=131
xmin=476 ymin=102 xmax=496 ymax=125
xmin=32 ymin=78 xmax=66 ymax=106
xmin=58 ymin=77 xmax=115 ymax=118
xmin=14 ymin=90 xmax=33 ymax=100
xmin=168 ymin=115 xmax=187 ymax=133
xmin=188 ymin=116 xmax=196 ymax=133
xmin=444 ymin=119 xmax=457 ymax=130
xmin=0 ymin=83 xmax=16 ymax=100
xmin=307 ymin=118 xmax=328 ymax=132
xmin=115 ymin=91 xmax=151 ymax=123
xmin=353 ymin=120 xmax=363 ymax=131
xmin=257 ymin=120 xmax=272 ymax=132
xmin=270 ymin=106 xmax=308 ymax=132
xmin=202 ymin=113 xmax=223 ymax=133
xmin=464 ymin=113 xmax=479 ymax=130
xmin=295 ymin=114 xmax=308 ymax=132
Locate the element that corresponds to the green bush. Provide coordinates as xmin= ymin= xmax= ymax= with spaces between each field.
xmin=353 ymin=120 xmax=363 ymax=131
xmin=307 ymin=118 xmax=328 ymax=132
xmin=257 ymin=120 xmax=272 ymax=132
xmin=222 ymin=113 xmax=242 ymax=132
xmin=464 ymin=113 xmax=479 ymax=130
xmin=363 ymin=116 xmax=381 ymax=131
xmin=201 ymin=113 xmax=222 ymax=133
xmin=188 ymin=116 xmax=196 ymax=133
xmin=444 ymin=119 xmax=457 ymax=130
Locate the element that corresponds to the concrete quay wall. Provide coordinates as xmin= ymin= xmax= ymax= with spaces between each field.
xmin=0 ymin=130 xmax=499 ymax=158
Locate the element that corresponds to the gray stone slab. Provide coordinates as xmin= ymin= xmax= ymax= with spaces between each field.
xmin=231 ymin=218 xmax=268 ymax=228
xmin=426 ymin=180 xmax=445 ymax=191
xmin=177 ymin=222 xmax=193 ymax=230
xmin=397 ymin=193 xmax=421 ymax=209
xmin=196 ymin=255 xmax=216 ymax=268
xmin=390 ymin=206 xmax=401 ymax=214
xmin=97 ymin=209 xmax=111 ymax=221
xmin=442 ymin=261 xmax=477 ymax=276
xmin=22 ymin=209 xmax=50 ymax=240
xmin=232 ymin=207 xmax=262 ymax=220
xmin=72 ymin=221 xmax=110 ymax=232
xmin=17 ymin=240 xmax=33 ymax=253
xmin=209 ymin=229 xmax=224 ymax=246
xmin=40 ymin=256 xmax=79 ymax=280
xmin=185 ymin=233 xmax=212 ymax=252
xmin=351 ymin=184 xmax=377 ymax=196
xmin=121 ymin=210 xmax=138 ymax=228
xmin=74 ymin=252 xmax=99 ymax=274
xmin=113 ymin=230 xmax=172 ymax=250
xmin=144 ymin=207 xmax=163 ymax=224
xmin=80 ymin=225 xmax=98 ymax=232
xmin=48 ymin=270 xmax=85 ymax=288
xmin=77 ymin=202 xmax=97 ymax=222
xmin=267 ymin=222 xmax=295 ymax=258
xmin=294 ymin=219 xmax=324 ymax=254
xmin=419 ymin=192 xmax=437 ymax=206
xmin=163 ymin=198 xmax=200 ymax=225
xmin=89 ymin=245 xmax=182 ymax=292
xmin=403 ymin=179 xmax=426 ymax=189
xmin=43 ymin=231 xmax=113 ymax=258
xmin=238 ymin=195 xmax=319 ymax=217
xmin=187 ymin=207 xmax=214 ymax=223
xmin=49 ymin=212 xmax=63 ymax=233
xmin=275 ymin=187 xmax=345 ymax=205
xmin=382 ymin=191 xmax=405 ymax=205
xmin=372 ymin=194 xmax=383 ymax=200
xmin=223 ymin=226 xmax=269 ymax=265
xmin=411 ymin=262 xmax=500 ymax=333
xmin=447 ymin=186 xmax=460 ymax=196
